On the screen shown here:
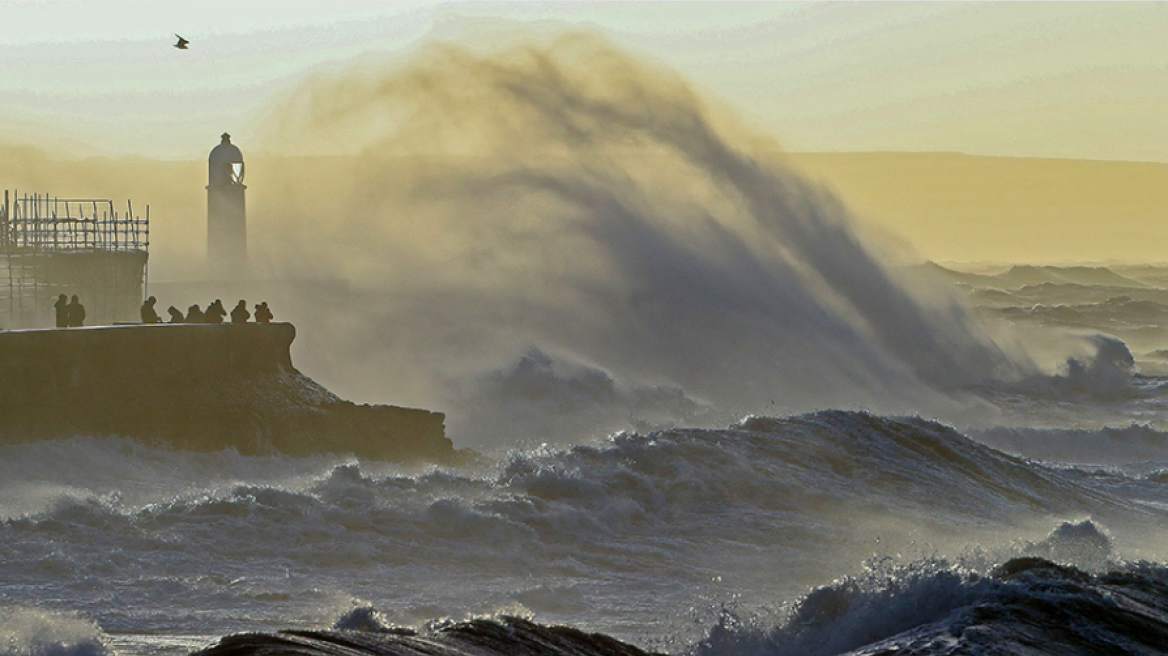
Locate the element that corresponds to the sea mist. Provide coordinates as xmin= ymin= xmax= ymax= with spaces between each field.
xmin=242 ymin=33 xmax=1035 ymax=447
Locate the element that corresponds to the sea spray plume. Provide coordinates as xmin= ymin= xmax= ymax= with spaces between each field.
xmin=693 ymin=555 xmax=1168 ymax=656
xmin=1022 ymin=519 xmax=1113 ymax=571
xmin=459 ymin=347 xmax=710 ymax=448
xmin=1058 ymin=333 xmax=1136 ymax=396
xmin=986 ymin=333 xmax=1139 ymax=406
xmin=0 ymin=606 xmax=112 ymax=656
xmin=696 ymin=558 xmax=984 ymax=656
xmin=255 ymin=33 xmax=1033 ymax=440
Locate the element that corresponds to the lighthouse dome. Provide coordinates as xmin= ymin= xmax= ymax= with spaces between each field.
xmin=208 ymin=133 xmax=245 ymax=186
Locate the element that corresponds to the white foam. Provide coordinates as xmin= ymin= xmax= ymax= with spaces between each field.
xmin=0 ymin=607 xmax=111 ymax=656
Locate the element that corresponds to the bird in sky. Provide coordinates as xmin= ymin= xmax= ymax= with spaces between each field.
xmin=174 ymin=34 xmax=189 ymax=50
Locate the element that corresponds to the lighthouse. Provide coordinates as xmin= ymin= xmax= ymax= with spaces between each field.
xmin=206 ymin=133 xmax=247 ymax=278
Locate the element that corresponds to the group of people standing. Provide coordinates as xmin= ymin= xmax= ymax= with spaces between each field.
xmin=52 ymin=294 xmax=274 ymax=328
xmin=140 ymin=297 xmax=274 ymax=325
xmin=54 ymin=294 xmax=86 ymax=328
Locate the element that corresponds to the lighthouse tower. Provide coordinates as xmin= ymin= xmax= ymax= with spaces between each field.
xmin=206 ymin=133 xmax=247 ymax=278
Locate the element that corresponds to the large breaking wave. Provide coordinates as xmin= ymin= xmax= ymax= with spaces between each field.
xmin=248 ymin=33 xmax=1039 ymax=447
xmin=188 ymin=547 xmax=1168 ymax=656
xmin=5 ymin=411 xmax=1167 ymax=653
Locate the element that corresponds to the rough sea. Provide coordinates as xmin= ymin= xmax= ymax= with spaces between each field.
xmin=10 ymin=262 xmax=1168 ymax=656
xmin=8 ymin=36 xmax=1168 ymax=656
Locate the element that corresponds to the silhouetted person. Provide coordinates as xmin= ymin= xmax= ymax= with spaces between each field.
xmin=66 ymin=295 xmax=85 ymax=327
xmin=186 ymin=304 xmax=205 ymax=323
xmin=206 ymin=299 xmax=226 ymax=324
xmin=54 ymin=294 xmax=69 ymax=328
xmin=230 ymin=300 xmax=250 ymax=324
xmin=167 ymin=306 xmax=184 ymax=323
xmin=254 ymin=301 xmax=273 ymax=324
xmin=140 ymin=296 xmax=162 ymax=323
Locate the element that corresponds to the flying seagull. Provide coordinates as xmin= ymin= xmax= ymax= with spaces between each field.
xmin=174 ymin=34 xmax=189 ymax=50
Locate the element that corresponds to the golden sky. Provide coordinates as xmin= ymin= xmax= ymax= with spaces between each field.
xmin=1 ymin=2 xmax=1166 ymax=162
xmin=789 ymin=152 xmax=1168 ymax=264
xmin=1 ymin=2 xmax=1165 ymax=265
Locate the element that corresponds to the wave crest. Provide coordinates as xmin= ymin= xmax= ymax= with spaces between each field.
xmin=0 ymin=607 xmax=111 ymax=656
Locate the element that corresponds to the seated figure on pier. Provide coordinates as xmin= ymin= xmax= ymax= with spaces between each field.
xmin=186 ymin=304 xmax=205 ymax=323
xmin=167 ymin=306 xmax=185 ymax=323
xmin=254 ymin=301 xmax=273 ymax=324
xmin=230 ymin=300 xmax=250 ymax=324
xmin=141 ymin=296 xmax=163 ymax=323
xmin=206 ymin=299 xmax=227 ymax=325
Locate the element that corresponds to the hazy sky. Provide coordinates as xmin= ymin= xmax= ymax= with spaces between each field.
xmin=2 ymin=1 xmax=1166 ymax=162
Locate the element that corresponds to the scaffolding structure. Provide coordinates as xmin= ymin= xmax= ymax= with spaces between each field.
xmin=0 ymin=190 xmax=149 ymax=329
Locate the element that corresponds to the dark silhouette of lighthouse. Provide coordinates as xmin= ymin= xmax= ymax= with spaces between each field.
xmin=207 ymin=133 xmax=246 ymax=278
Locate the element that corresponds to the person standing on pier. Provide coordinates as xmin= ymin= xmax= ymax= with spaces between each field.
xmin=54 ymin=294 xmax=69 ymax=328
xmin=230 ymin=300 xmax=250 ymax=324
xmin=66 ymin=295 xmax=85 ymax=327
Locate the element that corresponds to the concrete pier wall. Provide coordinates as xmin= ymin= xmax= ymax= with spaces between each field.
xmin=0 ymin=323 xmax=455 ymax=462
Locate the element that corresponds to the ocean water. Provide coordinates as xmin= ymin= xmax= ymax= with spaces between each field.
xmin=8 ymin=384 xmax=1168 ymax=656
xmin=9 ymin=36 xmax=1168 ymax=656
